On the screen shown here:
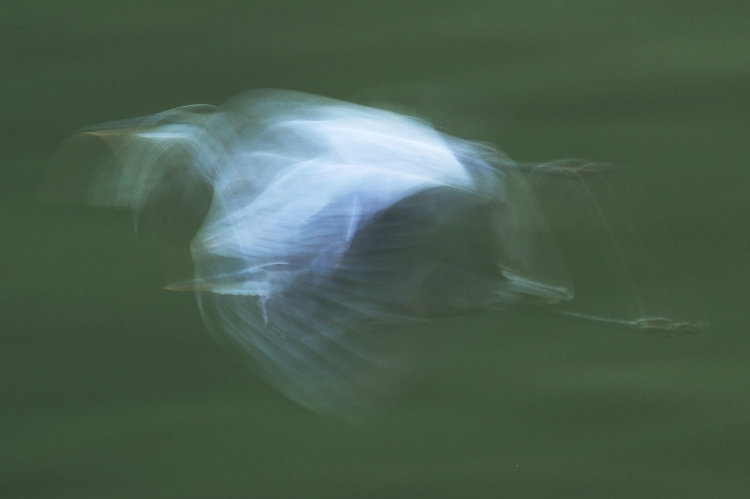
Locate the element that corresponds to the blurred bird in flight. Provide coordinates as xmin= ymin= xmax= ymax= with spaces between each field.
xmin=42 ymin=90 xmax=702 ymax=416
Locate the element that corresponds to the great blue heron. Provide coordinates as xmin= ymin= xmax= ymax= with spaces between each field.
xmin=43 ymin=90 xmax=701 ymax=416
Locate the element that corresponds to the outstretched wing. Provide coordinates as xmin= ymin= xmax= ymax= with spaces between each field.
xmin=191 ymin=181 xmax=569 ymax=416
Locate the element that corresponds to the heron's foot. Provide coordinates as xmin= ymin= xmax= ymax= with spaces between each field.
xmin=528 ymin=159 xmax=614 ymax=178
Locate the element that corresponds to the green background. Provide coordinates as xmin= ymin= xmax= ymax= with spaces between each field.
xmin=2 ymin=1 xmax=748 ymax=497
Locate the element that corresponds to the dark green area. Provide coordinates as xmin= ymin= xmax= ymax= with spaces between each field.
xmin=2 ymin=1 xmax=748 ymax=497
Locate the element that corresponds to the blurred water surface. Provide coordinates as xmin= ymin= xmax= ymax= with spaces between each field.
xmin=2 ymin=1 xmax=748 ymax=497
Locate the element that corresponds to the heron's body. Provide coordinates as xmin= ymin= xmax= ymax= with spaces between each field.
xmin=47 ymin=90 xmax=699 ymax=415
